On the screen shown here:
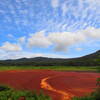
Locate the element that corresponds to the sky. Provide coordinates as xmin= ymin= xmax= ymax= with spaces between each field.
xmin=0 ymin=0 xmax=100 ymax=60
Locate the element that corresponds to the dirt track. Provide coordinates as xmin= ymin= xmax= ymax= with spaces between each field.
xmin=0 ymin=70 xmax=99 ymax=100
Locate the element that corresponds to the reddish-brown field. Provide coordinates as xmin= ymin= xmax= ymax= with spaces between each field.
xmin=0 ymin=70 xmax=99 ymax=100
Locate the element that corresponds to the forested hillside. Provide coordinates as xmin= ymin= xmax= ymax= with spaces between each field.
xmin=0 ymin=50 xmax=100 ymax=66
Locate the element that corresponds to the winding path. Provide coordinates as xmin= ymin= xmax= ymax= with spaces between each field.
xmin=40 ymin=76 xmax=74 ymax=100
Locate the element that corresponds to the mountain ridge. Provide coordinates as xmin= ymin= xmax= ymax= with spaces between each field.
xmin=0 ymin=50 xmax=100 ymax=66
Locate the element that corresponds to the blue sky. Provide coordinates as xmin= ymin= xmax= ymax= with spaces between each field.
xmin=0 ymin=0 xmax=100 ymax=59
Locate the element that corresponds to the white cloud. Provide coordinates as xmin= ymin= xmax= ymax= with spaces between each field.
xmin=28 ymin=31 xmax=51 ymax=48
xmin=76 ymin=48 xmax=83 ymax=51
xmin=61 ymin=0 xmax=100 ymax=18
xmin=0 ymin=51 xmax=67 ymax=60
xmin=48 ymin=32 xmax=86 ymax=52
xmin=7 ymin=34 xmax=14 ymax=38
xmin=51 ymin=0 xmax=59 ymax=8
xmin=61 ymin=2 xmax=68 ymax=16
xmin=27 ymin=27 xmax=100 ymax=52
xmin=83 ymin=27 xmax=100 ymax=39
xmin=48 ymin=27 xmax=100 ymax=52
xmin=87 ymin=0 xmax=100 ymax=4
xmin=50 ymin=27 xmax=100 ymax=52
xmin=0 ymin=27 xmax=99 ymax=59
xmin=18 ymin=36 xmax=26 ymax=43
xmin=0 ymin=42 xmax=22 ymax=51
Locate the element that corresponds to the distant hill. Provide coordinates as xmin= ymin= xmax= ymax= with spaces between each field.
xmin=0 ymin=50 xmax=100 ymax=66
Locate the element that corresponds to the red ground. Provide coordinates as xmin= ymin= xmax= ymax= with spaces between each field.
xmin=0 ymin=70 xmax=99 ymax=100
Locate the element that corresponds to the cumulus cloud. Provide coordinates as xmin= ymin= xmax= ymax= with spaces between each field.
xmin=2 ymin=27 xmax=99 ymax=54
xmin=48 ymin=32 xmax=86 ymax=52
xmin=49 ymin=27 xmax=100 ymax=52
xmin=83 ymin=27 xmax=100 ymax=39
xmin=0 ymin=27 xmax=99 ymax=59
xmin=28 ymin=31 xmax=51 ymax=48
xmin=0 ymin=42 xmax=22 ymax=51
xmin=27 ymin=27 xmax=100 ymax=52
xmin=51 ymin=0 xmax=59 ymax=8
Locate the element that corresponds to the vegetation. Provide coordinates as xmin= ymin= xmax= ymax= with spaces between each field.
xmin=0 ymin=86 xmax=51 ymax=100
xmin=97 ymin=66 xmax=100 ymax=73
xmin=0 ymin=85 xmax=10 ymax=91
xmin=0 ymin=50 xmax=100 ymax=66
xmin=0 ymin=66 xmax=98 ymax=71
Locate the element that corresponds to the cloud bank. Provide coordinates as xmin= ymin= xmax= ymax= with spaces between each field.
xmin=27 ymin=27 xmax=100 ymax=52
xmin=28 ymin=31 xmax=51 ymax=48
xmin=0 ymin=42 xmax=22 ymax=51
xmin=0 ymin=27 xmax=99 ymax=53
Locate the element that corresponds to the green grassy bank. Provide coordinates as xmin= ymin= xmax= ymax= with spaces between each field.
xmin=0 ymin=85 xmax=51 ymax=100
xmin=0 ymin=66 xmax=99 ymax=72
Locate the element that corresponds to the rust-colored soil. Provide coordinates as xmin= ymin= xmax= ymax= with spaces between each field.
xmin=0 ymin=70 xmax=99 ymax=100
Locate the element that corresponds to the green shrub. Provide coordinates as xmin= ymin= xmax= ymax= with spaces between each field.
xmin=72 ymin=96 xmax=94 ymax=100
xmin=91 ymin=78 xmax=100 ymax=100
xmin=0 ymin=85 xmax=10 ymax=91
xmin=97 ymin=67 xmax=100 ymax=73
xmin=0 ymin=86 xmax=52 ymax=100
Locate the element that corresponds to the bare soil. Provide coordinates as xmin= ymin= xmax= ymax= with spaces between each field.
xmin=0 ymin=70 xmax=99 ymax=100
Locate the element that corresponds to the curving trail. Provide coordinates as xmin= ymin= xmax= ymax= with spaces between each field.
xmin=41 ymin=76 xmax=74 ymax=100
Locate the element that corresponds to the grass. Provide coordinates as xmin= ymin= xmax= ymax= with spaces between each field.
xmin=0 ymin=85 xmax=51 ymax=100
xmin=0 ymin=66 xmax=99 ymax=72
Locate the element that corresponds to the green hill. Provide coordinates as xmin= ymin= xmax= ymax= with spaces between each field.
xmin=0 ymin=50 xmax=100 ymax=66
